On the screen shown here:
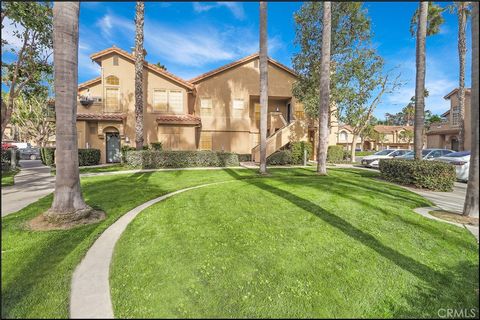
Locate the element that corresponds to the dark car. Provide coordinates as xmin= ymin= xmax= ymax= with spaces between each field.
xmin=19 ymin=147 xmax=41 ymax=160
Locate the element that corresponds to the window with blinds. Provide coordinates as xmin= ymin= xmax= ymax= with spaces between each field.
xmin=254 ymin=103 xmax=261 ymax=123
xmin=153 ymin=89 xmax=183 ymax=113
xmin=153 ymin=89 xmax=168 ymax=112
xmin=105 ymin=88 xmax=120 ymax=112
xmin=199 ymin=131 xmax=212 ymax=150
xmin=106 ymin=75 xmax=119 ymax=85
xmin=200 ymin=98 xmax=212 ymax=116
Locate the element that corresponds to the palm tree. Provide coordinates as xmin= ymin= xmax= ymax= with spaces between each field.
xmin=463 ymin=1 xmax=478 ymax=216
xmin=317 ymin=1 xmax=331 ymax=175
xmin=259 ymin=1 xmax=268 ymax=174
xmin=413 ymin=2 xmax=428 ymax=160
xmin=134 ymin=2 xmax=145 ymax=150
xmin=450 ymin=2 xmax=471 ymax=151
xmin=45 ymin=2 xmax=91 ymax=222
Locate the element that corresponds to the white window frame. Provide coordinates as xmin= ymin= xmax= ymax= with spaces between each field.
xmin=233 ymin=99 xmax=245 ymax=110
xmin=153 ymin=89 xmax=168 ymax=112
xmin=152 ymin=89 xmax=184 ymax=113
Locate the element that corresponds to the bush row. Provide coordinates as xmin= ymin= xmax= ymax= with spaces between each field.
xmin=379 ymin=158 xmax=456 ymax=191
xmin=126 ymin=150 xmax=240 ymax=169
xmin=40 ymin=148 xmax=101 ymax=167
xmin=1 ymin=148 xmax=20 ymax=170
xmin=266 ymin=141 xmax=313 ymax=166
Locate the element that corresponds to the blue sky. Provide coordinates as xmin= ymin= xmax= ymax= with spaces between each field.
xmin=2 ymin=1 xmax=472 ymax=119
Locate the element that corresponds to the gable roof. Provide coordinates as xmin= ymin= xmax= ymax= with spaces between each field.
xmin=374 ymin=125 xmax=413 ymax=133
xmin=78 ymin=77 xmax=101 ymax=90
xmin=188 ymin=53 xmax=298 ymax=83
xmin=444 ymin=87 xmax=471 ymax=99
xmin=89 ymin=46 xmax=194 ymax=90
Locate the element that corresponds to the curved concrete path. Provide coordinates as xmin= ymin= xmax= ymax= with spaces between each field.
xmin=70 ymin=181 xmax=231 ymax=319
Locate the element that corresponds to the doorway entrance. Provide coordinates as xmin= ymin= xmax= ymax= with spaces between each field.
xmin=106 ymin=132 xmax=121 ymax=163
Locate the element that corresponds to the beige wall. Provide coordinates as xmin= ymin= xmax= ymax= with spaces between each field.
xmin=448 ymin=92 xmax=471 ymax=149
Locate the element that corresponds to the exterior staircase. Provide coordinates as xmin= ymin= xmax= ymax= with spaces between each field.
xmin=251 ymin=118 xmax=309 ymax=162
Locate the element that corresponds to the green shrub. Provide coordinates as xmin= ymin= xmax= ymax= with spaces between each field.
xmin=142 ymin=145 xmax=150 ymax=150
xmin=121 ymin=146 xmax=136 ymax=163
xmin=267 ymin=150 xmax=293 ymax=165
xmin=379 ymin=159 xmax=456 ymax=191
xmin=40 ymin=147 xmax=45 ymax=164
xmin=356 ymin=151 xmax=375 ymax=156
xmin=327 ymin=145 xmax=345 ymax=163
xmin=126 ymin=150 xmax=240 ymax=169
xmin=78 ymin=149 xmax=101 ymax=166
xmin=291 ymin=141 xmax=313 ymax=164
xmin=150 ymin=142 xmax=163 ymax=151
xmin=237 ymin=154 xmax=252 ymax=162
xmin=41 ymin=147 xmax=55 ymax=166
xmin=1 ymin=148 xmax=20 ymax=169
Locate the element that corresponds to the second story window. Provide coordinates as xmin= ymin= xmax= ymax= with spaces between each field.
xmin=339 ymin=131 xmax=348 ymax=141
xmin=153 ymin=89 xmax=183 ymax=113
xmin=200 ymin=98 xmax=212 ymax=116
xmin=452 ymin=106 xmax=460 ymax=127
xmin=106 ymin=75 xmax=119 ymax=85
xmin=105 ymin=88 xmax=120 ymax=112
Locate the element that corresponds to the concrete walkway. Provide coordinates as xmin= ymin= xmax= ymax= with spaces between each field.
xmin=70 ymin=181 xmax=232 ymax=319
xmin=1 ymin=160 xmax=55 ymax=217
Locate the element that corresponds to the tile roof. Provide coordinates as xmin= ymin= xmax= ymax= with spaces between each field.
xmin=374 ymin=125 xmax=413 ymax=133
xmin=89 ymin=46 xmax=194 ymax=90
xmin=188 ymin=53 xmax=298 ymax=83
xmin=443 ymin=87 xmax=471 ymax=99
xmin=155 ymin=114 xmax=201 ymax=126
xmin=78 ymin=77 xmax=101 ymax=89
xmin=76 ymin=113 xmax=126 ymax=121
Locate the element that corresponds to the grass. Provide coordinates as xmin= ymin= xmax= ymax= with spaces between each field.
xmin=110 ymin=169 xmax=479 ymax=318
xmin=1 ymin=168 xmax=19 ymax=186
xmin=1 ymin=168 xmax=478 ymax=318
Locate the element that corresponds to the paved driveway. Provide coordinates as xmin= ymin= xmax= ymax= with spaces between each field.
xmin=1 ymin=160 xmax=55 ymax=217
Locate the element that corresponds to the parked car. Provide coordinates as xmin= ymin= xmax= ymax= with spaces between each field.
xmin=436 ymin=151 xmax=470 ymax=182
xmin=361 ymin=149 xmax=410 ymax=168
xmin=19 ymin=147 xmax=41 ymax=160
xmin=398 ymin=149 xmax=454 ymax=160
xmin=11 ymin=142 xmax=31 ymax=149
xmin=1 ymin=143 xmax=17 ymax=150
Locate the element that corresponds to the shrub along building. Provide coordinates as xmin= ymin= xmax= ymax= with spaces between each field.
xmin=426 ymin=88 xmax=472 ymax=151
xmin=336 ymin=125 xmax=414 ymax=151
xmin=74 ymin=46 xmax=340 ymax=164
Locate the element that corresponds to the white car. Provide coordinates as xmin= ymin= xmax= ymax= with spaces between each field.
xmin=398 ymin=149 xmax=454 ymax=160
xmin=361 ymin=149 xmax=410 ymax=168
xmin=436 ymin=151 xmax=470 ymax=182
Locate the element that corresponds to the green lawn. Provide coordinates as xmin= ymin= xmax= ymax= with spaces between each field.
xmin=110 ymin=169 xmax=478 ymax=318
xmin=1 ymin=168 xmax=19 ymax=186
xmin=1 ymin=168 xmax=478 ymax=318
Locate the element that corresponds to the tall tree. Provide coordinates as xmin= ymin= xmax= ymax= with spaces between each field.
xmin=316 ymin=1 xmax=331 ymax=175
xmin=45 ymin=2 xmax=91 ymax=222
xmin=463 ymin=1 xmax=478 ymax=216
xmin=448 ymin=2 xmax=471 ymax=151
xmin=413 ymin=2 xmax=428 ymax=160
xmin=410 ymin=2 xmax=445 ymax=160
xmin=1 ymin=2 xmax=53 ymax=138
xmin=134 ymin=2 xmax=145 ymax=150
xmin=259 ymin=1 xmax=268 ymax=174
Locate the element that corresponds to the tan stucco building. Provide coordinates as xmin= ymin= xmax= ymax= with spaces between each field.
xmin=427 ymin=88 xmax=472 ymax=151
xmin=337 ymin=125 xmax=414 ymax=151
xmin=74 ymin=46 xmax=339 ymax=163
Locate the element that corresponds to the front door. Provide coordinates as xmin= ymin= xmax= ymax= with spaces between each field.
xmin=451 ymin=137 xmax=459 ymax=151
xmin=106 ymin=133 xmax=121 ymax=163
xmin=287 ymin=103 xmax=292 ymax=123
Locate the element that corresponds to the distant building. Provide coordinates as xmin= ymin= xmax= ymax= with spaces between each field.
xmin=426 ymin=88 xmax=471 ymax=151
xmin=337 ymin=125 xmax=414 ymax=151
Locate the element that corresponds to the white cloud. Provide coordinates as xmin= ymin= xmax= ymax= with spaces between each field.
xmin=192 ymin=2 xmax=245 ymax=20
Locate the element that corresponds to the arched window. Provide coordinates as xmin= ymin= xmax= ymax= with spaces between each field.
xmin=340 ymin=131 xmax=348 ymax=141
xmin=106 ymin=75 xmax=119 ymax=85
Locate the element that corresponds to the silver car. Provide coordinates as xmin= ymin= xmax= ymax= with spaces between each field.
xmin=436 ymin=151 xmax=470 ymax=182
xmin=398 ymin=149 xmax=454 ymax=160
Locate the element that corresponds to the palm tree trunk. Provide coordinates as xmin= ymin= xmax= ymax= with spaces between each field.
xmin=414 ymin=2 xmax=428 ymax=160
xmin=45 ymin=2 xmax=91 ymax=222
xmin=317 ymin=1 xmax=331 ymax=175
xmin=463 ymin=2 xmax=479 ymax=216
xmin=259 ymin=1 xmax=268 ymax=174
xmin=134 ymin=2 xmax=145 ymax=150
xmin=458 ymin=2 xmax=467 ymax=151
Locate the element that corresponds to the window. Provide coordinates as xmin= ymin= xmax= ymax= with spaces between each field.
xmin=105 ymin=88 xmax=120 ymax=112
xmin=200 ymin=98 xmax=212 ymax=116
xmin=113 ymin=55 xmax=119 ymax=66
xmin=106 ymin=75 xmax=119 ymax=85
xmin=233 ymin=99 xmax=244 ymax=109
xmin=199 ymin=131 xmax=212 ymax=150
xmin=254 ymin=103 xmax=261 ymax=122
xmin=153 ymin=89 xmax=168 ymax=112
xmin=339 ymin=131 xmax=348 ymax=141
xmin=168 ymin=90 xmax=183 ymax=113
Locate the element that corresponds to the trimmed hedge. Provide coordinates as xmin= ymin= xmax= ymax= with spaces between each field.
xmin=291 ymin=141 xmax=313 ymax=164
xmin=238 ymin=154 xmax=252 ymax=162
xmin=121 ymin=146 xmax=136 ymax=163
xmin=78 ymin=149 xmax=101 ymax=166
xmin=150 ymin=142 xmax=163 ymax=151
xmin=1 ymin=148 xmax=20 ymax=170
xmin=126 ymin=150 xmax=240 ymax=168
xmin=40 ymin=147 xmax=101 ymax=167
xmin=327 ymin=145 xmax=345 ymax=163
xmin=267 ymin=150 xmax=293 ymax=165
xmin=379 ymin=159 xmax=456 ymax=191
